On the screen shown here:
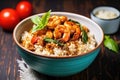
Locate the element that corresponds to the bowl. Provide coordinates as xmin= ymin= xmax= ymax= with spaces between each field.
xmin=13 ymin=12 xmax=104 ymax=77
xmin=90 ymin=6 xmax=120 ymax=34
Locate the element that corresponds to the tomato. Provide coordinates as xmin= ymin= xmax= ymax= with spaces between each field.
xmin=31 ymin=36 xmax=40 ymax=44
xmin=16 ymin=1 xmax=32 ymax=19
xmin=0 ymin=8 xmax=20 ymax=31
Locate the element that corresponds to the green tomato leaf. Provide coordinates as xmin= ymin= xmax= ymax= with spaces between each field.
xmin=104 ymin=35 xmax=119 ymax=53
xmin=31 ymin=10 xmax=51 ymax=33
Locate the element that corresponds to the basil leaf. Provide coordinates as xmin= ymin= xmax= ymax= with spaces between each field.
xmin=31 ymin=10 xmax=51 ymax=33
xmin=31 ymin=15 xmax=42 ymax=25
xmin=104 ymin=35 xmax=119 ymax=53
xmin=44 ymin=38 xmax=56 ymax=43
xmin=44 ymin=38 xmax=64 ymax=46
xmin=41 ymin=10 xmax=51 ymax=27
xmin=31 ymin=25 xmax=42 ymax=33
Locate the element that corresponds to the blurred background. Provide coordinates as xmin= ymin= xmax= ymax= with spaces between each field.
xmin=0 ymin=0 xmax=120 ymax=17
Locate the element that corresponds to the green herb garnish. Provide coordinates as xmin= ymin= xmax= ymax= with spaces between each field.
xmin=80 ymin=25 xmax=88 ymax=43
xmin=104 ymin=35 xmax=119 ymax=53
xmin=81 ymin=28 xmax=88 ymax=43
xmin=31 ymin=10 xmax=51 ymax=33
xmin=44 ymin=38 xmax=64 ymax=46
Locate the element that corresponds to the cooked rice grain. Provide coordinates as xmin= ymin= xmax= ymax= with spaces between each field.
xmin=21 ymin=31 xmax=96 ymax=56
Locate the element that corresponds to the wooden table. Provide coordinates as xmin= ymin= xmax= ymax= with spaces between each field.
xmin=0 ymin=0 xmax=120 ymax=80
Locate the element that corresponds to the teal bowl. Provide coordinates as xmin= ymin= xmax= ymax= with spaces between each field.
xmin=13 ymin=12 xmax=104 ymax=77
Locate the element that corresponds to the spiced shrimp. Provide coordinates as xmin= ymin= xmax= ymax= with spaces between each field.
xmin=53 ymin=25 xmax=70 ymax=42
xmin=47 ymin=15 xmax=67 ymax=29
xmin=45 ymin=30 xmax=53 ymax=38
xmin=64 ymin=21 xmax=81 ymax=40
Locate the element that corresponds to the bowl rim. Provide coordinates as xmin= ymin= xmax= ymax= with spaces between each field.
xmin=13 ymin=12 xmax=104 ymax=59
xmin=91 ymin=6 xmax=120 ymax=21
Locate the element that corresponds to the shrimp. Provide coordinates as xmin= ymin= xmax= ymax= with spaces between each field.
xmin=47 ymin=15 xmax=68 ymax=29
xmin=64 ymin=21 xmax=81 ymax=40
xmin=53 ymin=26 xmax=62 ymax=39
xmin=59 ymin=16 xmax=67 ymax=23
xmin=53 ymin=25 xmax=70 ymax=42
xmin=64 ymin=21 xmax=75 ymax=33
xmin=71 ymin=25 xmax=81 ymax=40
xmin=45 ymin=30 xmax=53 ymax=38
xmin=47 ymin=15 xmax=61 ymax=29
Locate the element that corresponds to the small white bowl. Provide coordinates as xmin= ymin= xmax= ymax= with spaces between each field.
xmin=90 ymin=6 xmax=120 ymax=34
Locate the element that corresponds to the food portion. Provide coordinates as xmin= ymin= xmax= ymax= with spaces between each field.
xmin=20 ymin=11 xmax=97 ymax=56
xmin=16 ymin=1 xmax=33 ymax=19
xmin=95 ymin=10 xmax=118 ymax=19
xmin=0 ymin=8 xmax=20 ymax=31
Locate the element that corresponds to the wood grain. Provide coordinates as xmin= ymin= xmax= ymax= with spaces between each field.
xmin=0 ymin=0 xmax=120 ymax=80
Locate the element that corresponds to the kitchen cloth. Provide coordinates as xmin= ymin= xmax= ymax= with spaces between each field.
xmin=17 ymin=59 xmax=47 ymax=80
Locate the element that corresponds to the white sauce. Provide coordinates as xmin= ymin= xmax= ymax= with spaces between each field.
xmin=95 ymin=10 xmax=118 ymax=19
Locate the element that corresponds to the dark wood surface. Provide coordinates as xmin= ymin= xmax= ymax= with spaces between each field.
xmin=0 ymin=0 xmax=120 ymax=80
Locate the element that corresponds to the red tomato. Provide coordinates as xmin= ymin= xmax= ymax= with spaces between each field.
xmin=31 ymin=36 xmax=40 ymax=44
xmin=0 ymin=8 xmax=20 ymax=31
xmin=16 ymin=1 xmax=32 ymax=19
